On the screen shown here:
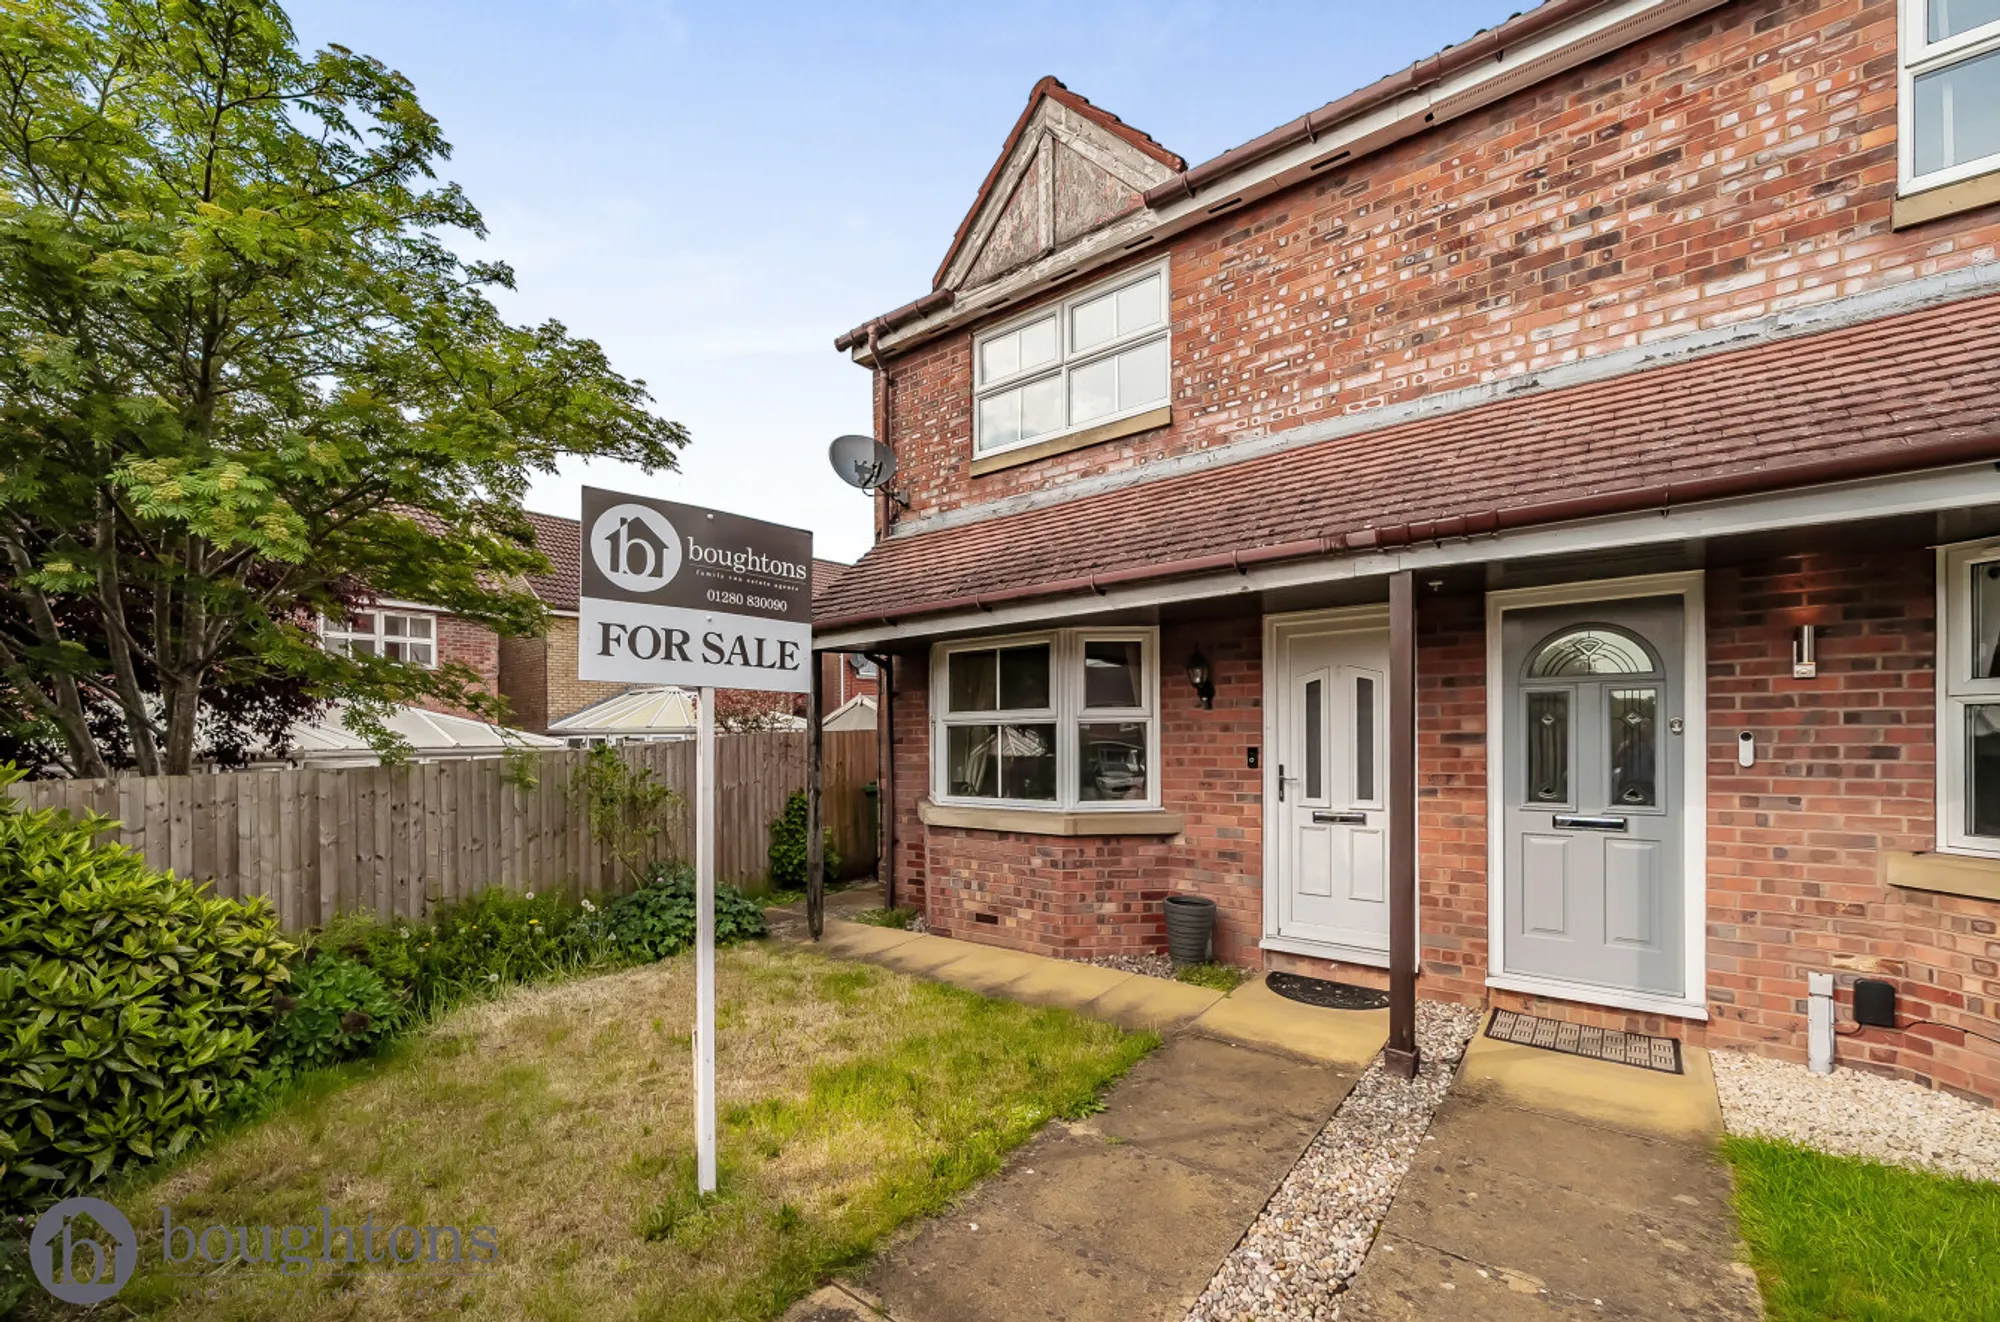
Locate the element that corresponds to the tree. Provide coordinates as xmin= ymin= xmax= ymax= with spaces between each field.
xmin=0 ymin=0 xmax=686 ymax=776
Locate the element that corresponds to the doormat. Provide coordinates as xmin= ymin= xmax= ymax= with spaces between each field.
xmin=1485 ymin=1009 xmax=1683 ymax=1074
xmin=1266 ymin=972 xmax=1390 ymax=1011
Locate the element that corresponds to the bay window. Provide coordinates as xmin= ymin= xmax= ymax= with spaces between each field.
xmin=932 ymin=629 xmax=1159 ymax=810
xmin=1901 ymin=0 xmax=2000 ymax=193
xmin=1941 ymin=539 xmax=2000 ymax=856
xmin=972 ymin=261 xmax=1170 ymax=459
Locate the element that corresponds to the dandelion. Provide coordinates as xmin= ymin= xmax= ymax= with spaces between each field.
xmin=525 ymin=891 xmax=535 ymax=900
xmin=488 ymin=972 xmax=500 ymax=983
xmin=529 ymin=919 xmax=540 ymax=926
xmin=581 ymin=899 xmax=595 ymax=913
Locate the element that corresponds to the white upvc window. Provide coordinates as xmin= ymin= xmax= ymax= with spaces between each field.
xmin=931 ymin=628 xmax=1159 ymax=810
xmin=322 ymin=608 xmax=437 ymax=667
xmin=1940 ymin=538 xmax=2000 ymax=857
xmin=1900 ymin=0 xmax=2000 ymax=193
xmin=971 ymin=261 xmax=1170 ymax=459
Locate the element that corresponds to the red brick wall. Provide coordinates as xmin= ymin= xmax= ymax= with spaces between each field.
xmin=877 ymin=0 xmax=2000 ymax=523
xmin=1707 ymin=550 xmax=1999 ymax=1101
xmin=819 ymin=650 xmax=879 ymax=715
xmin=416 ymin=614 xmax=502 ymax=721
xmin=910 ymin=614 xmax=1265 ymax=958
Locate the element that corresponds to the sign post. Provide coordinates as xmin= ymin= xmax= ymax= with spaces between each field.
xmin=576 ymin=486 xmax=813 ymax=1194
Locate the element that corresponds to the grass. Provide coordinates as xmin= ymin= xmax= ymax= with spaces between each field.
xmin=1174 ymin=962 xmax=1252 ymax=992
xmin=85 ymin=945 xmax=1154 ymax=1322
xmin=850 ymin=906 xmax=920 ymax=930
xmin=1722 ymin=1135 xmax=2000 ymax=1322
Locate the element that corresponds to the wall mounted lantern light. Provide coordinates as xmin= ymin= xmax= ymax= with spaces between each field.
xmin=1185 ymin=650 xmax=1215 ymax=709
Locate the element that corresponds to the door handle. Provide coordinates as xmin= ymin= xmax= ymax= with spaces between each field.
xmin=1313 ymin=810 xmax=1368 ymax=825
xmin=1553 ymin=814 xmax=1628 ymax=831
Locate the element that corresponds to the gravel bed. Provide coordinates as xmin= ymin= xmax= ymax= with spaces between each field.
xmin=1184 ymin=1001 xmax=1484 ymax=1322
xmin=1712 ymin=1049 xmax=2000 ymax=1182
xmin=1080 ymin=952 xmax=1175 ymax=980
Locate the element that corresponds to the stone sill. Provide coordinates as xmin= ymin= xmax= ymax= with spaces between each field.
xmin=917 ymin=798 xmax=1185 ymax=837
xmin=1892 ymin=171 xmax=2000 ymax=230
xmin=968 ymin=405 xmax=1172 ymax=477
xmin=1885 ymin=850 xmax=2000 ymax=903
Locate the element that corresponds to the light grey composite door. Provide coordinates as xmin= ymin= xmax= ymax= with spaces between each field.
xmin=1501 ymin=597 xmax=1684 ymax=997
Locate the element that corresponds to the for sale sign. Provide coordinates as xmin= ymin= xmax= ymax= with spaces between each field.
xmin=578 ymin=487 xmax=813 ymax=693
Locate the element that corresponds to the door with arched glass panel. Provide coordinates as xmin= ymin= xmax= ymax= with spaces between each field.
xmin=1501 ymin=598 xmax=1685 ymax=997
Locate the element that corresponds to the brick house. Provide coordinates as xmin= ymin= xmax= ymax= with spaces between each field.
xmin=814 ymin=0 xmax=2000 ymax=1101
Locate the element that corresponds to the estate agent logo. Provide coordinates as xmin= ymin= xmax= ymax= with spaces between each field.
xmin=30 ymin=1197 xmax=137 ymax=1304
xmin=591 ymin=501 xmax=683 ymax=594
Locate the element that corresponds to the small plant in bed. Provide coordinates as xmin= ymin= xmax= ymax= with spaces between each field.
xmin=1174 ymin=962 xmax=1252 ymax=992
xmin=602 ymin=860 xmax=769 ymax=961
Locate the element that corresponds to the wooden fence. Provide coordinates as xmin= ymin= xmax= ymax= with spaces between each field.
xmin=5 ymin=731 xmax=878 ymax=929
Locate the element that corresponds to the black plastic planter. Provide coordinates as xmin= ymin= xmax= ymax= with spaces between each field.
xmin=1164 ymin=894 xmax=1217 ymax=967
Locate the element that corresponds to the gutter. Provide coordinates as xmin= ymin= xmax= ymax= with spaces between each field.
xmin=813 ymin=431 xmax=2000 ymax=631
xmin=834 ymin=289 xmax=954 ymax=357
xmin=1142 ymin=0 xmax=1612 ymax=207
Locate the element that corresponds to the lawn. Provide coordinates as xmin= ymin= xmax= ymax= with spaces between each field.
xmin=1723 ymin=1135 xmax=2000 ymax=1322
xmin=85 ymin=945 xmax=1154 ymax=1322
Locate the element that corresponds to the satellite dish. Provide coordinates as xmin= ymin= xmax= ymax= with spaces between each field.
xmin=829 ymin=434 xmax=898 ymax=491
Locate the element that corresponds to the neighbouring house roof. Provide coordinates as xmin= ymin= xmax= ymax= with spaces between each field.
xmin=278 ymin=704 xmax=562 ymax=766
xmin=823 ymin=694 xmax=877 ymax=733
xmin=548 ymin=686 xmax=699 ymax=737
xmin=814 ymin=291 xmax=2000 ymax=630
xmin=522 ymin=509 xmax=583 ymax=612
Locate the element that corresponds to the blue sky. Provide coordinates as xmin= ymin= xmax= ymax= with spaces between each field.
xmin=284 ymin=1 xmax=1528 ymax=562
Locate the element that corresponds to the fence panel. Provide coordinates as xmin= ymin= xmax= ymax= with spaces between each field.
xmin=5 ymin=730 xmax=879 ymax=925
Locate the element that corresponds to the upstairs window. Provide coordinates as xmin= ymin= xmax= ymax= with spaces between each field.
xmin=972 ymin=261 xmax=1170 ymax=459
xmin=1941 ymin=539 xmax=2000 ymax=857
xmin=323 ymin=609 xmax=437 ymax=667
xmin=1901 ymin=0 xmax=2000 ymax=193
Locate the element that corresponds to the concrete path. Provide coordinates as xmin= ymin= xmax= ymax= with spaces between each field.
xmin=795 ymin=1035 xmax=1358 ymax=1322
xmin=1340 ymin=1033 xmax=1763 ymax=1321
xmin=769 ymin=896 xmax=1385 ymax=1321
xmin=766 ymin=897 xmax=1389 ymax=1070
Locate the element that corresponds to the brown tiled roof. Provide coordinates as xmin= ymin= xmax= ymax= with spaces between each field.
xmin=815 ymin=293 xmax=2000 ymax=629
xmin=522 ymin=510 xmax=582 ymax=611
xmin=812 ymin=559 xmax=851 ymax=612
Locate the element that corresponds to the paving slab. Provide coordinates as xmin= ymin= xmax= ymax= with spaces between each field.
xmin=856 ymin=1034 xmax=1358 ymax=1322
xmin=1191 ymin=973 xmax=1388 ymax=1067
xmin=1086 ymin=973 xmax=1223 ymax=1033
xmin=999 ymin=956 xmax=1135 ymax=1010
xmin=1342 ymin=1036 xmax=1761 ymax=1322
xmin=1457 ymin=1030 xmax=1723 ymax=1139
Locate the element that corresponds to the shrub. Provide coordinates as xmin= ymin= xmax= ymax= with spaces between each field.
xmin=266 ymin=952 xmax=403 ymax=1073
xmin=603 ymin=862 xmax=767 ymax=962
xmin=766 ymin=791 xmax=840 ymax=890
xmin=313 ymin=888 xmax=618 ymax=1019
xmin=0 ymin=772 xmax=292 ymax=1213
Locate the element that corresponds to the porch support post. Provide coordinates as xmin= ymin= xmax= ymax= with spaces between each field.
xmin=1385 ymin=570 xmax=1422 ymax=1079
xmin=875 ymin=653 xmax=896 ymax=910
xmin=808 ymin=649 xmax=825 ymax=940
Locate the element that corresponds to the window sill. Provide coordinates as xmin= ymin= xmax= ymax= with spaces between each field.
xmin=1886 ymin=850 xmax=2000 ymax=903
xmin=968 ymin=405 xmax=1172 ymax=477
xmin=917 ymin=798 xmax=1184 ymax=837
xmin=1892 ymin=170 xmax=2000 ymax=229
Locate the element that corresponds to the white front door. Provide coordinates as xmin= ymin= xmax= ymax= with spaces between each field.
xmin=1268 ymin=612 xmax=1391 ymax=958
